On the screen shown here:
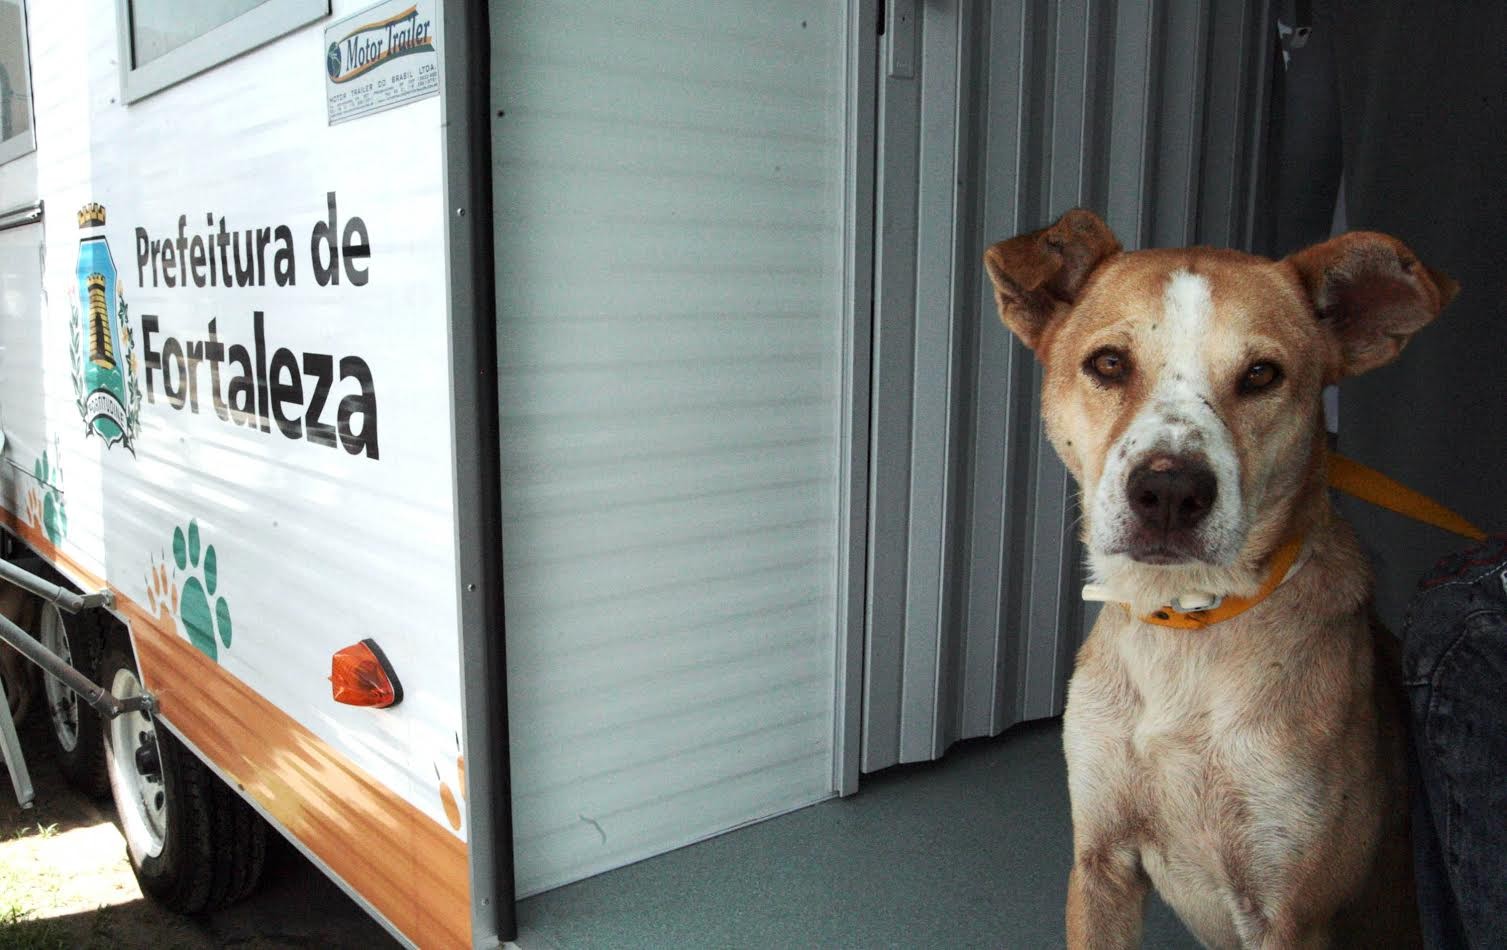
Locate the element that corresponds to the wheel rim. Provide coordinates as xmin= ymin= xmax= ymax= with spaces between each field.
xmin=107 ymin=667 xmax=167 ymax=860
xmin=38 ymin=606 xmax=80 ymax=753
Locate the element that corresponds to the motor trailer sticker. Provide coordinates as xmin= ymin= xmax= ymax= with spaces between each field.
xmin=324 ymin=0 xmax=439 ymax=125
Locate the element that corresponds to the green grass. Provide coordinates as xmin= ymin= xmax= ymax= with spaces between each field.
xmin=0 ymin=898 xmax=124 ymax=950
xmin=6 ymin=824 xmax=56 ymax=843
xmin=0 ymin=902 xmax=70 ymax=950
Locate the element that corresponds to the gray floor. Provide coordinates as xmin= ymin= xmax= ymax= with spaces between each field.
xmin=517 ymin=718 xmax=1198 ymax=949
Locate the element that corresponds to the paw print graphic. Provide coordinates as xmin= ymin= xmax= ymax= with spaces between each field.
xmin=144 ymin=558 xmax=177 ymax=625
xmin=172 ymin=520 xmax=232 ymax=661
xmin=436 ymin=734 xmax=466 ymax=832
xmin=30 ymin=448 xmax=66 ymax=545
xmin=24 ymin=488 xmax=44 ymax=532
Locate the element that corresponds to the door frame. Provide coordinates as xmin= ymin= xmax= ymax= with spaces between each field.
xmin=833 ymin=0 xmax=881 ymax=797
xmin=441 ymin=0 xmax=516 ymax=943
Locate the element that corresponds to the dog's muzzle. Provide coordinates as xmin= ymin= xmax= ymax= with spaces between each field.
xmin=1123 ymin=453 xmax=1217 ymax=563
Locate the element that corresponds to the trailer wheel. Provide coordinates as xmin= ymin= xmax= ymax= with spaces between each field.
xmin=38 ymin=605 xmax=108 ymax=798
xmin=100 ymin=638 xmax=267 ymax=913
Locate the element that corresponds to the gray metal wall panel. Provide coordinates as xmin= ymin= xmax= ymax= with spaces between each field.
xmin=494 ymin=0 xmax=851 ymax=893
xmin=962 ymin=0 xmax=1030 ymax=741
xmin=898 ymin=0 xmax=962 ymax=765
xmin=1152 ymin=0 xmax=1210 ymax=247
xmin=862 ymin=1 xmax=922 ymax=768
xmin=834 ymin=0 xmax=880 ymax=800
xmin=1198 ymin=0 xmax=1255 ymax=247
xmin=863 ymin=0 xmax=1270 ymax=771
xmin=1106 ymin=0 xmax=1160 ymax=245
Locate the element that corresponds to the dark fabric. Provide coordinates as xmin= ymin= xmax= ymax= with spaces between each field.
xmin=1260 ymin=0 xmax=1343 ymax=256
xmin=1266 ymin=0 xmax=1507 ymax=627
xmin=1267 ymin=7 xmax=1507 ymax=945
xmin=1405 ymin=537 xmax=1507 ymax=949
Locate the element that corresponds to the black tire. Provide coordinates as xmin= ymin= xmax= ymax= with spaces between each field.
xmin=100 ymin=637 xmax=267 ymax=913
xmin=40 ymin=606 xmax=109 ymax=798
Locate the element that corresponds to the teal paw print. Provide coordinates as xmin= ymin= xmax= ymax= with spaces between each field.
xmin=172 ymin=520 xmax=232 ymax=661
xmin=31 ymin=449 xmax=66 ymax=546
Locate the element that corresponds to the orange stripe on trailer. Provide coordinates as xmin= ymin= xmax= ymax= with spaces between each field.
xmin=0 ymin=508 xmax=471 ymax=949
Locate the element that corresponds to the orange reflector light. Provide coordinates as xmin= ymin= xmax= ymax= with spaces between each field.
xmin=329 ymin=639 xmax=403 ymax=708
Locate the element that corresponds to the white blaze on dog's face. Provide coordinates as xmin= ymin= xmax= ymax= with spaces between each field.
xmin=985 ymin=210 xmax=1457 ymax=607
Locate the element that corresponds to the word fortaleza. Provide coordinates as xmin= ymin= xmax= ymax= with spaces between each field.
xmin=139 ymin=314 xmax=379 ymax=459
xmin=134 ymin=193 xmax=372 ymax=289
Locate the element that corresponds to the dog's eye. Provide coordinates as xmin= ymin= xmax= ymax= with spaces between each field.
xmin=1240 ymin=362 xmax=1282 ymax=394
xmin=1085 ymin=349 xmax=1131 ymax=384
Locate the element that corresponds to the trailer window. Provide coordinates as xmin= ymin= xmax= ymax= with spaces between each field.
xmin=117 ymin=0 xmax=328 ymax=103
xmin=0 ymin=0 xmax=35 ymax=165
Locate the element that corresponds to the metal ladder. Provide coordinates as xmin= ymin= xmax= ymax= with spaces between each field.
xmin=0 ymin=556 xmax=153 ymax=808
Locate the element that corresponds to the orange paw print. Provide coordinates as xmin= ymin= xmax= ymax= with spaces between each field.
xmin=23 ymin=489 xmax=43 ymax=529
xmin=436 ymin=734 xmax=466 ymax=832
xmin=144 ymin=558 xmax=178 ymax=625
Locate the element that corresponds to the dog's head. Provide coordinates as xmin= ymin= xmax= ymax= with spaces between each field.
xmin=985 ymin=209 xmax=1457 ymax=608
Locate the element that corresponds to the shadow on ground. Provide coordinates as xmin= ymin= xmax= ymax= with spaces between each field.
xmin=0 ymin=708 xmax=399 ymax=949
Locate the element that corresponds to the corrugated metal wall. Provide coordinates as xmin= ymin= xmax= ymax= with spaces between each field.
xmin=862 ymin=0 xmax=1272 ymax=770
xmin=491 ymin=1 xmax=852 ymax=896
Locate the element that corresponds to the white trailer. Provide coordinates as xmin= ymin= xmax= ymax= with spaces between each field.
xmin=2 ymin=1 xmax=498 ymax=944
xmin=0 ymin=1 xmax=1279 ymax=947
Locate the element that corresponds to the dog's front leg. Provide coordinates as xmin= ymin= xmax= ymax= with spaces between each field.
xmin=1064 ymin=642 xmax=1152 ymax=948
xmin=1066 ymin=840 xmax=1149 ymax=950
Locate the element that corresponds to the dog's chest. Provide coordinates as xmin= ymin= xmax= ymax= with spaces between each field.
xmin=1112 ymin=629 xmax=1323 ymax=828
xmin=1067 ymin=625 xmax=1334 ymax=933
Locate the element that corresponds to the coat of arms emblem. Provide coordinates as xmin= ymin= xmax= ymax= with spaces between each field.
xmin=70 ymin=203 xmax=142 ymax=451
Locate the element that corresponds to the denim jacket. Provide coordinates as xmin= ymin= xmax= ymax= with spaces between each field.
xmin=1404 ymin=536 xmax=1507 ymax=949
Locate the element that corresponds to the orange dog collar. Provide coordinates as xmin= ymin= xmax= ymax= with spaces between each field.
xmin=1139 ymin=535 xmax=1306 ymax=629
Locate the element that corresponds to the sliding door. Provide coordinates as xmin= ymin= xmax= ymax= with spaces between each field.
xmin=492 ymin=1 xmax=854 ymax=896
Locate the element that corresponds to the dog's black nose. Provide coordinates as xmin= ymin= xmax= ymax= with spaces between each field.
xmin=1127 ymin=456 xmax=1217 ymax=533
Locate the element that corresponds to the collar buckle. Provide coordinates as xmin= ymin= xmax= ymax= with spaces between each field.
xmin=1169 ymin=592 xmax=1223 ymax=613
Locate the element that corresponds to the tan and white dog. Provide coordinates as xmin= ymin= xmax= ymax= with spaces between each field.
xmin=984 ymin=209 xmax=1457 ymax=949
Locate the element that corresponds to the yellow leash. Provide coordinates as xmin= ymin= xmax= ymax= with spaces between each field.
xmin=1138 ymin=453 xmax=1486 ymax=629
xmin=1327 ymin=453 xmax=1486 ymax=543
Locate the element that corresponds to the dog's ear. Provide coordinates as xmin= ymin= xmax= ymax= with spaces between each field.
xmin=1284 ymin=231 xmax=1459 ymax=381
xmin=983 ymin=208 xmax=1121 ymax=356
